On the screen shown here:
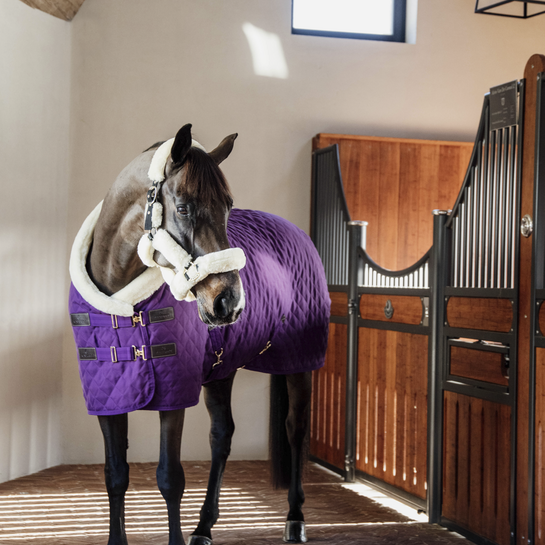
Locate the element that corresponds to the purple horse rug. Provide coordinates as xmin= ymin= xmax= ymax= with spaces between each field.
xmin=69 ymin=208 xmax=330 ymax=415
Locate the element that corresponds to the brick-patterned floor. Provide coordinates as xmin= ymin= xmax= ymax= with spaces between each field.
xmin=0 ymin=461 xmax=469 ymax=545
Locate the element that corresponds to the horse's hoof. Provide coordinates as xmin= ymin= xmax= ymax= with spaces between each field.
xmin=283 ymin=520 xmax=307 ymax=543
xmin=188 ymin=535 xmax=213 ymax=545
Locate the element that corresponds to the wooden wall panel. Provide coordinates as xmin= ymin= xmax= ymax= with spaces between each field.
xmin=360 ymin=294 xmax=423 ymax=325
xmin=446 ymin=297 xmax=514 ymax=333
xmin=443 ymin=391 xmax=511 ymax=545
xmin=313 ymin=134 xmax=473 ymax=271
xmin=330 ymin=291 xmax=348 ymax=317
xmin=310 ymin=323 xmax=347 ymax=471
xmin=535 ymin=348 xmax=545 ymax=545
xmin=355 ymin=328 xmax=428 ymax=499
xmin=449 ymin=346 xmax=508 ymax=386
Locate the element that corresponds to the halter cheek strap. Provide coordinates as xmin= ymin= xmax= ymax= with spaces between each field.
xmin=137 ymin=138 xmax=246 ymax=302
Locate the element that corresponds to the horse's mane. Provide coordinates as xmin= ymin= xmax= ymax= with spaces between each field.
xmin=183 ymin=147 xmax=233 ymax=209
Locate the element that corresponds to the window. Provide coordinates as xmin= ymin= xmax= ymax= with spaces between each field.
xmin=292 ymin=0 xmax=407 ymax=43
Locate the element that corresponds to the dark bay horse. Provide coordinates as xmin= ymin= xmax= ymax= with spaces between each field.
xmin=68 ymin=124 xmax=330 ymax=545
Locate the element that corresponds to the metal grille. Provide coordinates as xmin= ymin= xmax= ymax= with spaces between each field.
xmin=312 ymin=145 xmax=351 ymax=286
xmin=359 ymin=247 xmax=430 ymax=289
xmin=361 ymin=261 xmax=429 ymax=289
xmin=448 ymin=91 xmax=522 ymax=289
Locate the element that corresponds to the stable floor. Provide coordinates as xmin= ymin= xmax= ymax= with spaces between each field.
xmin=0 ymin=461 xmax=470 ymax=545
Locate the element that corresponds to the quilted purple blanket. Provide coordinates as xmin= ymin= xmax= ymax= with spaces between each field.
xmin=69 ymin=208 xmax=330 ymax=415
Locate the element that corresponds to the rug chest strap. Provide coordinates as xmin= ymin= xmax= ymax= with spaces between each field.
xmin=78 ymin=343 xmax=177 ymax=363
xmin=71 ymin=307 xmax=175 ymax=328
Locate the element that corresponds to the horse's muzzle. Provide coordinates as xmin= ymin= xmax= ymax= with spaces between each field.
xmin=196 ymin=274 xmax=246 ymax=327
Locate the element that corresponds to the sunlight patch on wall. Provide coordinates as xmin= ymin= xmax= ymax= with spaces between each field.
xmin=242 ymin=23 xmax=289 ymax=79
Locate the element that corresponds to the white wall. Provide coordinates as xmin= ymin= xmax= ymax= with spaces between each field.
xmin=3 ymin=0 xmax=545 ymax=476
xmin=59 ymin=0 xmax=545 ymax=465
xmin=0 ymin=0 xmax=71 ymax=482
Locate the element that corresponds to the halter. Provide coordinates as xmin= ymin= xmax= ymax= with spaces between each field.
xmin=136 ymin=138 xmax=246 ymax=302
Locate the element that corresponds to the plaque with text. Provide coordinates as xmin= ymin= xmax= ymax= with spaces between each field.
xmin=490 ymin=80 xmax=518 ymax=130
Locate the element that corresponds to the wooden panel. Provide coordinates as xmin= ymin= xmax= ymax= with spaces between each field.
xmin=535 ymin=348 xmax=545 ymax=545
xmin=446 ymin=297 xmax=513 ymax=332
xmin=313 ymin=134 xmax=472 ymax=271
xmin=449 ymin=346 xmax=508 ymax=386
xmin=518 ymin=55 xmax=545 ymax=545
xmin=330 ymin=291 xmax=348 ymax=317
xmin=310 ymin=323 xmax=346 ymax=471
xmin=355 ymin=328 xmax=428 ymax=500
xmin=360 ymin=294 xmax=423 ymax=324
xmin=443 ymin=391 xmax=511 ymax=545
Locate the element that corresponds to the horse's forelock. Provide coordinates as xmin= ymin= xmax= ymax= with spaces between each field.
xmin=182 ymin=147 xmax=233 ymax=209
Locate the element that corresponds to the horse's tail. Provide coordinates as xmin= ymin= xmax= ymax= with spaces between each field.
xmin=269 ymin=374 xmax=292 ymax=489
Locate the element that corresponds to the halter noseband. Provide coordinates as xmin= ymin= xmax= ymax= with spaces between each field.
xmin=137 ymin=138 xmax=246 ymax=302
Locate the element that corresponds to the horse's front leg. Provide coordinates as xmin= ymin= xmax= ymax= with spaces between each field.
xmin=284 ymin=371 xmax=312 ymax=543
xmin=157 ymin=409 xmax=186 ymax=545
xmin=98 ymin=414 xmax=130 ymax=545
xmin=189 ymin=371 xmax=236 ymax=545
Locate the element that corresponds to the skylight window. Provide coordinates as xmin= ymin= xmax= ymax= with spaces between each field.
xmin=292 ymin=0 xmax=407 ymax=42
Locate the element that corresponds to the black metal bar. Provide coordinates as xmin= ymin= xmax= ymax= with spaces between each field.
xmin=427 ymin=210 xmax=449 ymax=523
xmin=445 ymin=373 xmax=509 ymax=395
xmin=444 ymin=326 xmax=515 ymax=344
xmin=344 ymin=221 xmax=365 ymax=482
xmin=448 ymin=338 xmax=509 ymax=354
xmin=442 ymin=381 xmax=511 ymax=405
xmin=357 ymin=319 xmax=429 ymax=335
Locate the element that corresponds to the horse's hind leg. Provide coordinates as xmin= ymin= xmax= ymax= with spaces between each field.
xmin=98 ymin=414 xmax=130 ymax=545
xmin=189 ymin=371 xmax=236 ymax=545
xmin=157 ymin=409 xmax=186 ymax=545
xmin=284 ymin=371 xmax=312 ymax=543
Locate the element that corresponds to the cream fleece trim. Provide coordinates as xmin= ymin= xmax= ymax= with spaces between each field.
xmin=148 ymin=138 xmax=207 ymax=182
xmin=69 ymin=201 xmax=164 ymax=317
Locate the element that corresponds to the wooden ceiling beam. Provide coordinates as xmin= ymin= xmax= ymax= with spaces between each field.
xmin=18 ymin=0 xmax=86 ymax=21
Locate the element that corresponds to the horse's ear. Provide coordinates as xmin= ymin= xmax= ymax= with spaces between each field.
xmin=209 ymin=133 xmax=238 ymax=165
xmin=170 ymin=124 xmax=193 ymax=165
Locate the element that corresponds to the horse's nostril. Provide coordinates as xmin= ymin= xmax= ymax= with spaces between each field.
xmin=214 ymin=294 xmax=230 ymax=318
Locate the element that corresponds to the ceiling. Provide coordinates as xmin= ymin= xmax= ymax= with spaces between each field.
xmin=19 ymin=0 xmax=86 ymax=21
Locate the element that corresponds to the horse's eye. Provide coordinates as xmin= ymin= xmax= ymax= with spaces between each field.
xmin=177 ymin=204 xmax=191 ymax=217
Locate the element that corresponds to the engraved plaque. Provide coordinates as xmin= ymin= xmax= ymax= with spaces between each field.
xmin=490 ymin=80 xmax=518 ymax=130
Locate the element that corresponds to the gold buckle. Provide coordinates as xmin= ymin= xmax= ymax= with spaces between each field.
xmin=259 ymin=341 xmax=272 ymax=355
xmin=132 ymin=311 xmax=146 ymax=327
xmin=111 ymin=315 xmax=119 ymax=329
xmin=110 ymin=346 xmax=118 ymax=363
xmin=132 ymin=345 xmax=147 ymax=361
xmin=213 ymin=348 xmax=224 ymax=368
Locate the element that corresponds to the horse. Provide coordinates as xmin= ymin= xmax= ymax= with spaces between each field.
xmin=68 ymin=124 xmax=330 ymax=545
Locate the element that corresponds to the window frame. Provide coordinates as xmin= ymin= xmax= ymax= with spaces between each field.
xmin=291 ymin=0 xmax=407 ymax=43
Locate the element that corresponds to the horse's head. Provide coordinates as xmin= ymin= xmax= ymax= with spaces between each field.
xmin=154 ymin=124 xmax=245 ymax=327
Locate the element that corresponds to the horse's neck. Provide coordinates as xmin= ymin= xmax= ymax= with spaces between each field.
xmin=88 ymin=157 xmax=152 ymax=296
xmin=88 ymin=197 xmax=147 ymax=296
